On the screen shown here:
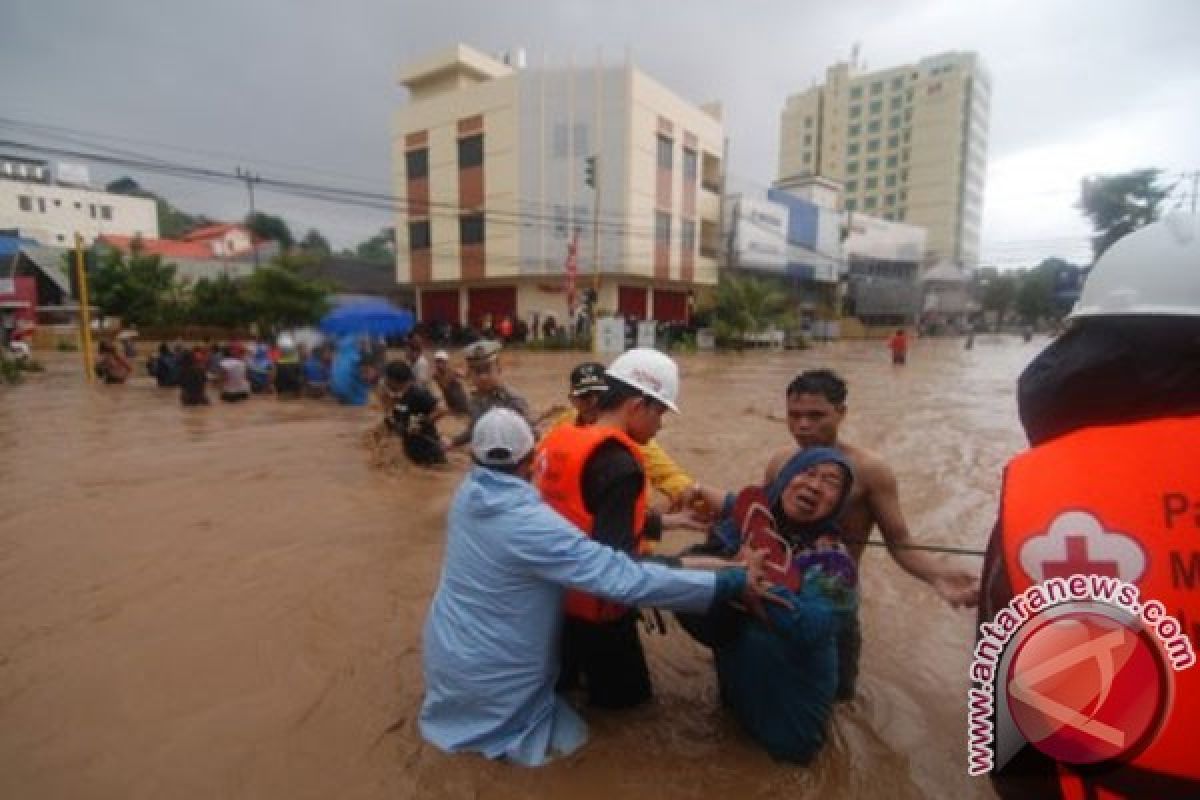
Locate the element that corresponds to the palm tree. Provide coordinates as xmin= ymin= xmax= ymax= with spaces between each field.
xmin=713 ymin=275 xmax=796 ymax=349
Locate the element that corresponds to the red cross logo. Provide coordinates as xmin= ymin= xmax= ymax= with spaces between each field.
xmin=1041 ymin=535 xmax=1120 ymax=579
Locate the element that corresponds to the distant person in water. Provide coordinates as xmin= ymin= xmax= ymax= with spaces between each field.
xmin=331 ymin=336 xmax=371 ymax=406
xmin=380 ymin=360 xmax=448 ymax=466
xmin=95 ymin=340 xmax=131 ymax=384
xmin=178 ymin=350 xmax=209 ymax=406
xmin=432 ymin=350 xmax=469 ymax=416
xmin=218 ymin=345 xmax=251 ymax=403
xmin=887 ymin=329 xmax=909 ymax=365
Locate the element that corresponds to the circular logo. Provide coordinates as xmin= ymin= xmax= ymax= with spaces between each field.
xmin=1005 ymin=610 xmax=1168 ymax=764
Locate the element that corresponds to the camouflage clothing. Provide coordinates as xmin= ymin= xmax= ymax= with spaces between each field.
xmin=452 ymin=386 xmax=532 ymax=447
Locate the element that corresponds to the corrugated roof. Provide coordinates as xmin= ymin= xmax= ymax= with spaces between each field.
xmin=19 ymin=245 xmax=73 ymax=295
xmin=99 ymin=234 xmax=214 ymax=259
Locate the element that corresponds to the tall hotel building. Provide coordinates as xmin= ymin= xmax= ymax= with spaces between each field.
xmin=779 ymin=51 xmax=990 ymax=267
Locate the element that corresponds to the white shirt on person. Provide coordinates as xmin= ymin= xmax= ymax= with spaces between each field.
xmin=412 ymin=353 xmax=432 ymax=387
xmin=220 ymin=357 xmax=250 ymax=395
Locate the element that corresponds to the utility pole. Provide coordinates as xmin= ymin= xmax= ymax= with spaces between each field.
xmin=73 ymin=234 xmax=95 ymax=382
xmin=236 ymin=166 xmax=261 ymax=267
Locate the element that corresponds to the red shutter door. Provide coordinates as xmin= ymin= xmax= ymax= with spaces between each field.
xmin=653 ymin=289 xmax=688 ymax=323
xmin=420 ymin=289 xmax=460 ymax=325
xmin=467 ymin=286 xmax=517 ymax=330
xmin=617 ymin=286 xmax=648 ymax=319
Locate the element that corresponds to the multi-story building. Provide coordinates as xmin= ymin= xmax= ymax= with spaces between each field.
xmin=393 ymin=44 xmax=725 ymax=331
xmin=0 ymin=155 xmax=159 ymax=247
xmin=779 ymin=51 xmax=989 ymax=268
xmin=841 ymin=211 xmax=927 ymax=329
xmin=725 ymin=186 xmax=842 ymax=338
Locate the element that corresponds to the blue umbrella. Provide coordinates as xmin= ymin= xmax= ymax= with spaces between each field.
xmin=319 ymin=298 xmax=414 ymax=337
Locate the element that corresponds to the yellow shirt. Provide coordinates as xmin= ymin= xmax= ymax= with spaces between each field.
xmin=545 ymin=409 xmax=694 ymax=502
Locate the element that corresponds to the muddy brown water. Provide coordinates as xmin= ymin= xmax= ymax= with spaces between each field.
xmin=0 ymin=337 xmax=1043 ymax=798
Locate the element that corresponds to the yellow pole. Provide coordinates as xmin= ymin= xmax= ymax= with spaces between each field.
xmin=74 ymin=234 xmax=95 ymax=382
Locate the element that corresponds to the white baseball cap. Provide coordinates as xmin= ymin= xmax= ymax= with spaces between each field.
xmin=471 ymin=408 xmax=535 ymax=467
xmin=434 ymin=350 xmax=450 ymax=361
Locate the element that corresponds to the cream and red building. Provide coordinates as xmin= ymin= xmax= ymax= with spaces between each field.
xmin=393 ymin=44 xmax=725 ymax=329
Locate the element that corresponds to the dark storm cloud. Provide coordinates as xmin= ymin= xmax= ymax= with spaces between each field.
xmin=2 ymin=0 xmax=1197 ymax=260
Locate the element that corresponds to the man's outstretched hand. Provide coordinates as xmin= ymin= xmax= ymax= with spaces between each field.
xmin=930 ymin=568 xmax=980 ymax=609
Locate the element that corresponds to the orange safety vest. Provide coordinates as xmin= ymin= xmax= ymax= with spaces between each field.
xmin=996 ymin=415 xmax=1200 ymax=797
xmin=534 ymin=423 xmax=649 ymax=622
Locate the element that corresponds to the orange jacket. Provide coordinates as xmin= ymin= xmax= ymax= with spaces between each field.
xmin=989 ymin=414 xmax=1200 ymax=797
xmin=534 ymin=423 xmax=648 ymax=622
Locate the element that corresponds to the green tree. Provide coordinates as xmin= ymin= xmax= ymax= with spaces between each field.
xmin=713 ymin=275 xmax=795 ymax=347
xmin=1079 ymin=168 xmax=1173 ymax=258
xmin=189 ymin=274 xmax=255 ymax=328
xmin=1015 ymin=261 xmax=1059 ymax=323
xmin=299 ymin=228 xmax=331 ymax=256
xmin=245 ymin=211 xmax=295 ymax=251
xmin=980 ymin=270 xmax=1018 ymax=319
xmin=242 ymin=256 xmax=331 ymax=334
xmin=353 ymin=226 xmax=396 ymax=263
xmin=86 ymin=241 xmax=179 ymax=325
xmin=106 ymin=176 xmax=211 ymax=238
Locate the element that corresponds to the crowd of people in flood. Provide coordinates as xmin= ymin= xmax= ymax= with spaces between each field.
xmin=384 ymin=332 xmax=982 ymax=768
xmin=133 ymin=336 xmax=334 ymax=405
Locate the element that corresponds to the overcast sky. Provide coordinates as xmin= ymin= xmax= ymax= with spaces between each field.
xmin=3 ymin=0 xmax=1198 ymax=268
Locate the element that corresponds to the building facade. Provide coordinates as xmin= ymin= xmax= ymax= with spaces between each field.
xmin=779 ymin=51 xmax=989 ymax=268
xmin=841 ymin=211 xmax=927 ymax=328
xmin=393 ymin=44 xmax=724 ymax=332
xmin=725 ymin=186 xmax=842 ymax=338
xmin=0 ymin=155 xmax=159 ymax=247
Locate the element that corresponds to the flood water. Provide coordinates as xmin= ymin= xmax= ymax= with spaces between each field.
xmin=0 ymin=336 xmax=1044 ymax=799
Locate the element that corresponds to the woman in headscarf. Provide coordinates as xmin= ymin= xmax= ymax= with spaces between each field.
xmin=679 ymin=447 xmax=858 ymax=764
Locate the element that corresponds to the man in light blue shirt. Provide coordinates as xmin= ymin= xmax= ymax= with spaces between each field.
xmin=420 ymin=408 xmax=763 ymax=766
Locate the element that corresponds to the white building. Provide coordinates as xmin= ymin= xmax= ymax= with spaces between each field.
xmin=0 ymin=155 xmax=159 ymax=247
xmin=841 ymin=212 xmax=927 ymax=327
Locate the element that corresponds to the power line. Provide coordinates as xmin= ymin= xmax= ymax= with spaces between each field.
xmin=2 ymin=133 xmax=1122 ymax=259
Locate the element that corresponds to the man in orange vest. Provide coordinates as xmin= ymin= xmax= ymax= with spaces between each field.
xmin=543 ymin=361 xmax=698 ymax=505
xmin=980 ymin=213 xmax=1200 ymax=798
xmin=534 ymin=348 xmax=706 ymax=709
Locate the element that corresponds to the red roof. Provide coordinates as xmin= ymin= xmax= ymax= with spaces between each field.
xmin=181 ymin=223 xmax=254 ymax=242
xmin=98 ymin=235 xmax=213 ymax=260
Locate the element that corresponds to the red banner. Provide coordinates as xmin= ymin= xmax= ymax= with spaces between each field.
xmin=565 ymin=230 xmax=579 ymax=317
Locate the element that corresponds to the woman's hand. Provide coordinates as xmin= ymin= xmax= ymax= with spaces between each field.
xmin=660 ymin=507 xmax=712 ymax=533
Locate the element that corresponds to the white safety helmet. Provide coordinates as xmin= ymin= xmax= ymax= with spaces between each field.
xmin=605 ymin=347 xmax=680 ymax=412
xmin=1069 ymin=212 xmax=1200 ymax=319
xmin=277 ymin=333 xmax=297 ymax=351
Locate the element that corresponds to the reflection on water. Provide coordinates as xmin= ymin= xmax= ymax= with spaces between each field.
xmin=0 ymin=337 xmax=1043 ymax=798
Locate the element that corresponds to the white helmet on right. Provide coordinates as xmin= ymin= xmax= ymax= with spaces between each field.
xmin=1069 ymin=212 xmax=1199 ymax=319
xmin=606 ymin=347 xmax=680 ymax=412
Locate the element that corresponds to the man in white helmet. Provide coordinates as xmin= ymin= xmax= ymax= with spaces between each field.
xmin=534 ymin=347 xmax=703 ymax=709
xmin=979 ymin=213 xmax=1200 ymax=798
xmin=420 ymin=408 xmax=776 ymax=767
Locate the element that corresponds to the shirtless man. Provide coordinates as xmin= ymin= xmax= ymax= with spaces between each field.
xmin=760 ymin=369 xmax=980 ymax=606
xmin=730 ymin=368 xmax=980 ymax=700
